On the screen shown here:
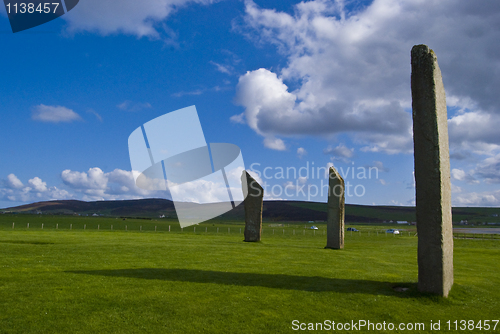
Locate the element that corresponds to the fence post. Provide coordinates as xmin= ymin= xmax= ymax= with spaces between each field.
xmin=41 ymin=223 xmax=43 ymax=229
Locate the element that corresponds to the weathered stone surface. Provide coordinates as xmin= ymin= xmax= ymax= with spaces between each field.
xmin=242 ymin=170 xmax=263 ymax=242
xmin=411 ymin=44 xmax=453 ymax=297
xmin=325 ymin=166 xmax=345 ymax=249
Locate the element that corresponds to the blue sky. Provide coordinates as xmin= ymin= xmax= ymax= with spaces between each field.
xmin=1 ymin=0 xmax=500 ymax=208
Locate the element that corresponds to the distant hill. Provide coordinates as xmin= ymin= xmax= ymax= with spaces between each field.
xmin=1 ymin=199 xmax=177 ymax=218
xmin=1 ymin=199 xmax=499 ymax=224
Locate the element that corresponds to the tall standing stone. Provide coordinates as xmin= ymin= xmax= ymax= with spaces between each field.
xmin=242 ymin=170 xmax=263 ymax=242
xmin=325 ymin=166 xmax=345 ymax=249
xmin=411 ymin=44 xmax=453 ymax=297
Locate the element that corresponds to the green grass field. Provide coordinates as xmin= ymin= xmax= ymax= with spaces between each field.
xmin=0 ymin=215 xmax=499 ymax=333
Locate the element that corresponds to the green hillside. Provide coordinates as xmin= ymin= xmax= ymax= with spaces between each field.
xmin=2 ymin=199 xmax=500 ymax=224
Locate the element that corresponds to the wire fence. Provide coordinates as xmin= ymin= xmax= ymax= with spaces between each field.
xmin=3 ymin=221 xmax=499 ymax=240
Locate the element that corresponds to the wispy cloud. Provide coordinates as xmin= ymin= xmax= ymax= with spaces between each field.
xmin=87 ymin=109 xmax=103 ymax=122
xmin=172 ymin=85 xmax=231 ymax=98
xmin=62 ymin=0 xmax=218 ymax=39
xmin=210 ymin=60 xmax=232 ymax=74
xmin=117 ymin=100 xmax=152 ymax=112
xmin=324 ymin=144 xmax=354 ymax=162
xmin=32 ymin=104 xmax=82 ymax=123
xmin=171 ymin=89 xmax=205 ymax=98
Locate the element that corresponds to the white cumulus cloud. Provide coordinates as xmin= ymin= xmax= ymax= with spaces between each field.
xmin=6 ymin=174 xmax=24 ymax=189
xmin=448 ymin=110 xmax=500 ymax=155
xmin=297 ymin=147 xmax=307 ymax=159
xmin=28 ymin=177 xmax=48 ymax=192
xmin=60 ymin=168 xmax=172 ymax=201
xmin=454 ymin=190 xmax=500 ymax=207
xmin=62 ymin=167 xmax=108 ymax=190
xmin=234 ymin=0 xmax=500 ymax=155
xmin=0 ymin=174 xmax=71 ymax=203
xmin=263 ymin=137 xmax=286 ymax=151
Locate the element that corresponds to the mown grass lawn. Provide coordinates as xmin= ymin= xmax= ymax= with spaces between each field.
xmin=0 ymin=216 xmax=499 ymax=333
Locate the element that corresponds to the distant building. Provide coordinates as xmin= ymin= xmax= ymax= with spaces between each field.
xmin=397 ymin=221 xmax=409 ymax=224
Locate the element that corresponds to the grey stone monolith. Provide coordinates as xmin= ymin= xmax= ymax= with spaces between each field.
xmin=325 ymin=166 xmax=345 ymax=249
xmin=242 ymin=170 xmax=263 ymax=242
xmin=411 ymin=44 xmax=453 ymax=297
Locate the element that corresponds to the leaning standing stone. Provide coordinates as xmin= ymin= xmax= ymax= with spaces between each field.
xmin=411 ymin=44 xmax=453 ymax=297
xmin=242 ymin=170 xmax=263 ymax=242
xmin=325 ymin=166 xmax=345 ymax=249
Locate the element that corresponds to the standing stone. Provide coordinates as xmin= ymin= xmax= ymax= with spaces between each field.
xmin=411 ymin=44 xmax=453 ymax=297
xmin=325 ymin=166 xmax=345 ymax=249
xmin=242 ymin=170 xmax=263 ymax=242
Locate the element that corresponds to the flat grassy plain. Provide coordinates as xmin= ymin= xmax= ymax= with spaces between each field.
xmin=0 ymin=215 xmax=499 ymax=333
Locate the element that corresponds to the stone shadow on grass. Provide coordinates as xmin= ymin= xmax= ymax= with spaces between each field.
xmin=67 ymin=268 xmax=417 ymax=297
